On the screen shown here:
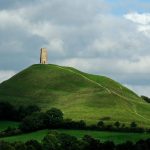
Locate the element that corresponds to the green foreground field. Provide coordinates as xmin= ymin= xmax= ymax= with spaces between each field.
xmin=0 ymin=121 xmax=19 ymax=131
xmin=0 ymin=121 xmax=150 ymax=144
xmin=0 ymin=129 xmax=150 ymax=144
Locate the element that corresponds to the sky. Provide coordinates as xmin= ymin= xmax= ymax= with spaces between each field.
xmin=0 ymin=0 xmax=150 ymax=97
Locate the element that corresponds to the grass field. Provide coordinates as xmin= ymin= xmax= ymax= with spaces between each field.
xmin=0 ymin=129 xmax=150 ymax=144
xmin=0 ymin=121 xmax=19 ymax=131
xmin=0 ymin=64 xmax=150 ymax=127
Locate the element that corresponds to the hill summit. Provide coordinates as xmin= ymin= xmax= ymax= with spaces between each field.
xmin=0 ymin=64 xmax=150 ymax=127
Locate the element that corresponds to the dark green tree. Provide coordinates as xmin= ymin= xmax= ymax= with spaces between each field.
xmin=25 ymin=140 xmax=42 ymax=150
xmin=0 ymin=141 xmax=15 ymax=150
xmin=42 ymin=134 xmax=60 ymax=150
xmin=20 ymin=112 xmax=46 ymax=132
xmin=114 ymin=121 xmax=120 ymax=128
xmin=45 ymin=108 xmax=63 ymax=128
xmin=13 ymin=141 xmax=27 ymax=150
xmin=57 ymin=133 xmax=80 ymax=150
xmin=130 ymin=122 xmax=137 ymax=128
xmin=97 ymin=121 xmax=104 ymax=128
xmin=82 ymin=135 xmax=102 ymax=150
xmin=0 ymin=102 xmax=17 ymax=120
xmin=18 ymin=105 xmax=40 ymax=120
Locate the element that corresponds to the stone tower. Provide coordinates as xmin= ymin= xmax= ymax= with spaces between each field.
xmin=40 ymin=48 xmax=48 ymax=64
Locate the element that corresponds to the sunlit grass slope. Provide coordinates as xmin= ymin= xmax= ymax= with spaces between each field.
xmin=0 ymin=64 xmax=149 ymax=127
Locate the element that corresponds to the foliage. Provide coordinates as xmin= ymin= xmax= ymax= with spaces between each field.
xmin=45 ymin=108 xmax=63 ymax=128
xmin=130 ymin=122 xmax=137 ymax=128
xmin=20 ymin=112 xmax=46 ymax=132
xmin=25 ymin=140 xmax=42 ymax=150
xmin=42 ymin=134 xmax=60 ymax=150
xmin=0 ymin=102 xmax=17 ymax=121
xmin=114 ymin=121 xmax=121 ymax=128
xmin=141 ymin=96 xmax=150 ymax=103
xmin=57 ymin=133 xmax=81 ymax=150
xmin=97 ymin=121 xmax=104 ymax=128
xmin=62 ymin=119 xmax=86 ymax=129
xmin=17 ymin=105 xmax=41 ymax=121
xmin=0 ymin=102 xmax=40 ymax=121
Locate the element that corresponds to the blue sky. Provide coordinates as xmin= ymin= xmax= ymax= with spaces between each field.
xmin=0 ymin=0 xmax=150 ymax=96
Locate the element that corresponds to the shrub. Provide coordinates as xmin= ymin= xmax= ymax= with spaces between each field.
xmin=100 ymin=117 xmax=111 ymax=121
xmin=130 ymin=122 xmax=137 ymax=128
xmin=97 ymin=121 xmax=104 ymax=128
xmin=45 ymin=108 xmax=63 ymax=128
xmin=20 ymin=112 xmax=46 ymax=132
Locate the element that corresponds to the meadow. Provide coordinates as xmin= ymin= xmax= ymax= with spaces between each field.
xmin=0 ymin=121 xmax=19 ymax=131
xmin=0 ymin=121 xmax=150 ymax=144
xmin=0 ymin=129 xmax=150 ymax=144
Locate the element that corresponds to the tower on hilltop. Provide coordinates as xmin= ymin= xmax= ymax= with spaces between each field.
xmin=40 ymin=48 xmax=48 ymax=64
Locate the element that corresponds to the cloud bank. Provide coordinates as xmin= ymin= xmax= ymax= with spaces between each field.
xmin=0 ymin=0 xmax=150 ymax=96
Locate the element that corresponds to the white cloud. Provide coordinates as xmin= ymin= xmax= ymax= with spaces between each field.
xmin=124 ymin=12 xmax=150 ymax=25
xmin=0 ymin=1 xmax=150 ymax=97
xmin=124 ymin=12 xmax=150 ymax=37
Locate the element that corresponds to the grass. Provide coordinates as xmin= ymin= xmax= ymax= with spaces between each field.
xmin=0 ymin=130 xmax=49 ymax=142
xmin=0 ymin=129 xmax=150 ymax=144
xmin=0 ymin=64 xmax=150 ymax=127
xmin=0 ymin=121 xmax=19 ymax=131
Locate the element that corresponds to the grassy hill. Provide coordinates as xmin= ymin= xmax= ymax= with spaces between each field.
xmin=0 ymin=64 xmax=150 ymax=127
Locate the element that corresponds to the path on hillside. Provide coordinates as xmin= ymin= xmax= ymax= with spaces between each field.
xmin=57 ymin=66 xmax=150 ymax=122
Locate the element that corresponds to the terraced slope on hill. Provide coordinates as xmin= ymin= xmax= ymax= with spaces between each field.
xmin=0 ymin=64 xmax=149 ymax=127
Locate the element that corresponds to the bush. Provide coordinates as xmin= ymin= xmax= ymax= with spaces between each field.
xmin=17 ymin=105 xmax=41 ymax=121
xmin=25 ymin=140 xmax=42 ymax=150
xmin=20 ymin=112 xmax=46 ymax=132
xmin=141 ymin=96 xmax=150 ymax=103
xmin=57 ymin=133 xmax=81 ymax=150
xmin=0 ymin=127 xmax=22 ymax=138
xmin=100 ymin=117 xmax=111 ymax=121
xmin=114 ymin=121 xmax=121 ymax=128
xmin=0 ymin=102 xmax=17 ymax=120
xmin=97 ymin=121 xmax=104 ymax=128
xmin=62 ymin=119 xmax=86 ymax=129
xmin=45 ymin=108 xmax=63 ymax=128
xmin=0 ymin=141 xmax=15 ymax=150
xmin=42 ymin=133 xmax=60 ymax=150
xmin=130 ymin=122 xmax=137 ymax=128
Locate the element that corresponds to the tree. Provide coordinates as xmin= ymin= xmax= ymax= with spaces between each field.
xmin=97 ymin=121 xmax=104 ymax=128
xmin=82 ymin=135 xmax=102 ymax=150
xmin=116 ymin=141 xmax=134 ymax=150
xmin=20 ymin=112 xmax=46 ymax=132
xmin=141 ymin=95 xmax=150 ymax=103
xmin=103 ymin=141 xmax=115 ymax=150
xmin=130 ymin=122 xmax=137 ymax=128
xmin=0 ymin=102 xmax=17 ymax=120
xmin=42 ymin=134 xmax=60 ymax=150
xmin=45 ymin=108 xmax=63 ymax=128
xmin=25 ymin=140 xmax=42 ymax=150
xmin=0 ymin=141 xmax=15 ymax=150
xmin=57 ymin=133 xmax=80 ymax=150
xmin=78 ymin=120 xmax=86 ymax=129
xmin=17 ymin=105 xmax=40 ymax=121
xmin=13 ymin=142 xmax=27 ymax=150
xmin=114 ymin=121 xmax=120 ymax=128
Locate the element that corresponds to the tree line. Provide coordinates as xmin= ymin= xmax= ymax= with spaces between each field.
xmin=0 ymin=101 xmax=149 ymax=135
xmin=0 ymin=131 xmax=150 ymax=150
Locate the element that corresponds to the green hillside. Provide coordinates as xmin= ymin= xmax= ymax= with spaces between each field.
xmin=0 ymin=64 xmax=150 ymax=127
